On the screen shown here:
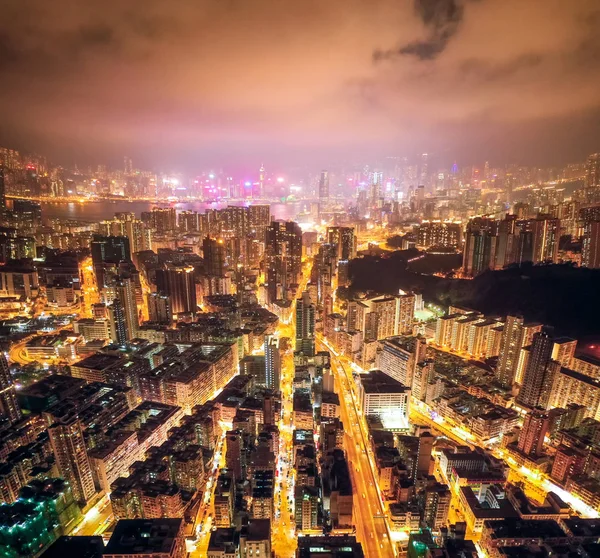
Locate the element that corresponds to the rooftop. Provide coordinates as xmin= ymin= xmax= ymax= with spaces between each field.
xmin=104 ymin=519 xmax=182 ymax=555
xmin=71 ymin=353 xmax=123 ymax=370
xmin=484 ymin=518 xmax=567 ymax=540
xmin=360 ymin=369 xmax=409 ymax=393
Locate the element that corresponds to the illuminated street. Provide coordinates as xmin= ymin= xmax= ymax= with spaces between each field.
xmin=317 ymin=335 xmax=395 ymax=558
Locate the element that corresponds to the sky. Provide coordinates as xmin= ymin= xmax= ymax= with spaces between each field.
xmin=0 ymin=0 xmax=600 ymax=171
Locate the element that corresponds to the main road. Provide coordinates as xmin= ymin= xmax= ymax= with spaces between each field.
xmin=317 ymin=335 xmax=395 ymax=558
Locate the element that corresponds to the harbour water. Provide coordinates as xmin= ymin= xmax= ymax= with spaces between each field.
xmin=39 ymin=199 xmax=306 ymax=223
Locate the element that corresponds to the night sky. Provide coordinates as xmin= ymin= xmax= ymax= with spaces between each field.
xmin=1 ymin=0 xmax=599 ymax=169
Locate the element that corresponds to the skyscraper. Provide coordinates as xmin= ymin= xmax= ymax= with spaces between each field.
xmin=48 ymin=415 xmax=96 ymax=504
xmin=585 ymin=152 xmax=600 ymax=188
xmin=115 ymin=275 xmax=139 ymax=340
xmin=123 ymin=219 xmax=152 ymax=254
xmin=258 ymin=164 xmax=265 ymax=198
xmin=91 ymin=235 xmax=131 ymax=266
xmin=155 ymin=263 xmax=197 ymax=317
xmin=462 ymin=217 xmax=498 ymax=276
xmin=496 ymin=316 xmax=525 ymax=388
xmin=248 ymin=205 xmax=271 ymax=240
xmin=326 ymin=226 xmax=357 ymax=263
xmin=517 ymin=409 xmax=550 ymax=457
xmin=108 ymin=299 xmax=128 ymax=345
xmin=296 ymin=291 xmax=316 ymax=356
xmin=516 ymin=329 xmax=558 ymax=410
xmin=91 ymin=235 xmax=131 ymax=288
xmin=147 ymin=292 xmax=172 ymax=324
xmin=203 ymin=237 xmax=226 ymax=277
xmin=0 ymin=353 xmax=20 ymax=423
xmin=264 ymin=220 xmax=302 ymax=303
xmin=265 ymin=335 xmax=281 ymax=391
xmin=582 ymin=220 xmax=600 ymax=268
xmin=530 ymin=215 xmax=560 ymax=263
xmin=149 ymin=207 xmax=177 ymax=232
xmin=0 ymin=166 xmax=6 ymax=209
xmin=319 ymin=170 xmax=329 ymax=200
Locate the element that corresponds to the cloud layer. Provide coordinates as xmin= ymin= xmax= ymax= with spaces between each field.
xmin=0 ymin=0 xmax=599 ymax=168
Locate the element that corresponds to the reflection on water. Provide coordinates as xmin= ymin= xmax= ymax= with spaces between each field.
xmin=40 ymin=200 xmax=307 ymax=223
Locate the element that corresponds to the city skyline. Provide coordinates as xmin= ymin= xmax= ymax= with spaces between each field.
xmin=1 ymin=2 xmax=600 ymax=169
xmin=2 ymin=3 xmax=600 ymax=557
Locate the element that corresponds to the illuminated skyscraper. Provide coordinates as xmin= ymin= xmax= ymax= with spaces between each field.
xmin=319 ymin=170 xmax=329 ymax=200
xmin=0 ymin=353 xmax=20 ymax=423
xmin=326 ymin=226 xmax=357 ymax=263
xmin=115 ymin=275 xmax=139 ymax=340
xmin=258 ymin=164 xmax=265 ymax=199
xmin=265 ymin=335 xmax=281 ymax=391
xmin=48 ymin=416 xmax=96 ymax=504
xmin=582 ymin=220 xmax=600 ymax=268
xmin=264 ymin=220 xmax=302 ymax=303
xmin=148 ymin=207 xmax=177 ymax=232
xmin=147 ymin=292 xmax=172 ymax=324
xmin=248 ymin=205 xmax=271 ymax=240
xmin=91 ymin=234 xmax=131 ymax=288
xmin=203 ymin=236 xmax=226 ymax=277
xmin=516 ymin=329 xmax=558 ymax=409
xmin=178 ymin=210 xmax=199 ymax=233
xmin=462 ymin=217 xmax=498 ymax=276
xmin=123 ymin=219 xmax=152 ymax=254
xmin=517 ymin=409 xmax=550 ymax=457
xmin=155 ymin=263 xmax=197 ymax=316
xmin=585 ymin=152 xmax=600 ymax=188
xmin=496 ymin=316 xmax=525 ymax=388
xmin=108 ymin=299 xmax=128 ymax=345
xmin=0 ymin=166 xmax=6 ymax=209
xmin=296 ymin=291 xmax=316 ymax=356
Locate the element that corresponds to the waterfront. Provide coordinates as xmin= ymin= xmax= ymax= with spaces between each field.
xmin=38 ymin=199 xmax=306 ymax=223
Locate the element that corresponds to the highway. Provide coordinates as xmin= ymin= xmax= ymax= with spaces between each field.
xmin=410 ymin=401 xmax=599 ymax=519
xmin=189 ymin=431 xmax=227 ymax=557
xmin=318 ymin=335 xmax=395 ymax=558
xmin=271 ymin=260 xmax=313 ymax=556
xmin=271 ymin=339 xmax=297 ymax=558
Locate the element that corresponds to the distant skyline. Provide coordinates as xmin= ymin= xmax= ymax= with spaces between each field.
xmin=1 ymin=1 xmax=600 ymax=170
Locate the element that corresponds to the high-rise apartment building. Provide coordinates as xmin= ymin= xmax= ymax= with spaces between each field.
xmin=108 ymin=299 xmax=128 ymax=345
xmin=147 ymin=292 xmax=172 ymax=324
xmin=148 ymin=207 xmax=177 ymax=232
xmin=265 ymin=335 xmax=281 ymax=391
xmin=115 ymin=275 xmax=139 ymax=340
xmin=424 ymin=482 xmax=451 ymax=529
xmin=417 ymin=221 xmax=462 ymax=249
xmin=517 ymin=409 xmax=550 ymax=457
xmin=378 ymin=336 xmax=426 ymax=388
xmin=496 ymin=316 xmax=522 ymax=388
xmin=0 ymin=353 xmax=20 ymax=423
xmin=91 ymin=235 xmax=131 ymax=287
xmin=360 ymin=293 xmax=415 ymax=341
xmin=582 ymin=220 xmax=600 ymax=268
xmin=248 ymin=205 xmax=271 ymax=240
xmin=296 ymin=291 xmax=316 ymax=356
xmin=178 ymin=210 xmax=199 ymax=233
xmin=462 ymin=217 xmax=498 ymax=276
xmin=585 ymin=153 xmax=600 ymax=188
xmin=326 ymin=226 xmax=357 ymax=262
xmin=203 ymin=236 xmax=226 ymax=277
xmin=496 ymin=317 xmax=543 ymax=388
xmin=0 ymin=166 xmax=5 ymax=209
xmin=48 ymin=415 xmax=96 ymax=504
xmin=155 ymin=263 xmax=197 ymax=316
xmin=264 ymin=220 xmax=302 ymax=303
xmin=123 ymin=219 xmax=152 ymax=254
xmin=516 ymin=329 xmax=558 ymax=410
